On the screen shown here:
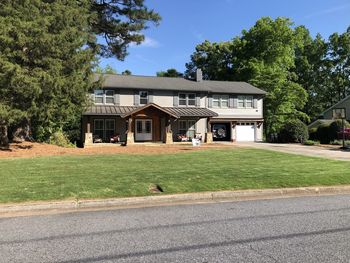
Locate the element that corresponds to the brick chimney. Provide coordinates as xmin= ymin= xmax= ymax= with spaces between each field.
xmin=196 ymin=68 xmax=203 ymax=82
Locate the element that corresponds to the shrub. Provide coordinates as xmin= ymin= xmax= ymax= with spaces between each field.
xmin=329 ymin=119 xmax=348 ymax=141
xmin=330 ymin=140 xmax=350 ymax=146
xmin=48 ymin=131 xmax=75 ymax=148
xmin=330 ymin=140 xmax=342 ymax=145
xmin=308 ymin=127 xmax=318 ymax=141
xmin=303 ymin=140 xmax=320 ymax=146
xmin=278 ymin=119 xmax=309 ymax=143
xmin=317 ymin=124 xmax=332 ymax=144
xmin=315 ymin=120 xmax=350 ymax=144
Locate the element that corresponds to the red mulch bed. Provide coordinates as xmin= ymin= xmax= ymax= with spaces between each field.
xmin=0 ymin=142 xmax=232 ymax=159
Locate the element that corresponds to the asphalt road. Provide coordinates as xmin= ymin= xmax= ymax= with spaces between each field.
xmin=1 ymin=195 xmax=350 ymax=263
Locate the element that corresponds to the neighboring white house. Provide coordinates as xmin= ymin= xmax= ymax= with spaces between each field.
xmin=82 ymin=69 xmax=266 ymax=146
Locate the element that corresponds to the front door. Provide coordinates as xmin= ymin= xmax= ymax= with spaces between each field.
xmin=135 ymin=119 xmax=152 ymax=141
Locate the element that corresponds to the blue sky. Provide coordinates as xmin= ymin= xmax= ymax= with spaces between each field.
xmin=100 ymin=0 xmax=350 ymax=76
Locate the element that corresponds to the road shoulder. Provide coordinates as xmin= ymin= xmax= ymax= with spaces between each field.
xmin=1 ymin=185 xmax=350 ymax=218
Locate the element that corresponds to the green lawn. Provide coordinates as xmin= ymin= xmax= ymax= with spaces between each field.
xmin=1 ymin=148 xmax=350 ymax=203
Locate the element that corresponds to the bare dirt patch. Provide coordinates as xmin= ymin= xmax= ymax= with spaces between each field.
xmin=0 ymin=142 xmax=232 ymax=159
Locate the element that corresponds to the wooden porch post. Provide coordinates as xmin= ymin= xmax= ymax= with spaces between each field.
xmin=84 ymin=119 xmax=93 ymax=146
xmin=206 ymin=117 xmax=213 ymax=143
xmin=231 ymin=121 xmax=237 ymax=142
xmin=165 ymin=116 xmax=173 ymax=144
xmin=126 ymin=117 xmax=134 ymax=145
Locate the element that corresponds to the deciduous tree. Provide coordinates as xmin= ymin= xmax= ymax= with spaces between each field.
xmin=157 ymin=68 xmax=183 ymax=78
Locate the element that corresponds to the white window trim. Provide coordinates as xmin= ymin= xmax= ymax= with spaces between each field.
xmin=139 ymin=91 xmax=149 ymax=105
xmin=213 ymin=94 xmax=229 ymax=108
xmin=238 ymin=95 xmax=253 ymax=109
xmin=94 ymin=90 xmax=104 ymax=105
xmin=245 ymin=95 xmax=253 ymax=108
xmin=178 ymin=93 xmax=196 ymax=107
xmin=94 ymin=90 xmax=115 ymax=105
xmin=105 ymin=90 xmax=115 ymax=105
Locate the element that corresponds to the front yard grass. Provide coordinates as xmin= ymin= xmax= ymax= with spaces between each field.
xmin=1 ymin=148 xmax=350 ymax=203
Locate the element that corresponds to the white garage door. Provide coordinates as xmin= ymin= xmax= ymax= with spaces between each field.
xmin=236 ymin=122 xmax=255 ymax=141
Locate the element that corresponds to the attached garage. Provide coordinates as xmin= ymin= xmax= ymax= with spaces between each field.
xmin=236 ymin=122 xmax=256 ymax=141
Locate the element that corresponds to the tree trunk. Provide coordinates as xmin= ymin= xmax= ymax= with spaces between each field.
xmin=0 ymin=124 xmax=9 ymax=148
xmin=10 ymin=119 xmax=32 ymax=142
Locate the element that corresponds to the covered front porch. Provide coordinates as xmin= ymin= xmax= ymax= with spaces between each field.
xmin=82 ymin=103 xmax=218 ymax=146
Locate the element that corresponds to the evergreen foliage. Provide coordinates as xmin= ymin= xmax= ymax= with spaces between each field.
xmin=278 ymin=119 xmax=309 ymax=143
xmin=156 ymin=68 xmax=183 ymax=78
xmin=0 ymin=0 xmax=160 ymax=146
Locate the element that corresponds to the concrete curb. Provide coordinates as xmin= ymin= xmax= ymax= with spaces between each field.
xmin=1 ymin=185 xmax=350 ymax=217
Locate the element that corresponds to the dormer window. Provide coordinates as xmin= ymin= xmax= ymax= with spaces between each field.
xmin=139 ymin=91 xmax=148 ymax=105
xmin=94 ymin=90 xmax=115 ymax=104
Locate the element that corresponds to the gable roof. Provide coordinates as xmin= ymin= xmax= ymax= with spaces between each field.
xmin=320 ymin=94 xmax=350 ymax=116
xmin=121 ymin=103 xmax=178 ymax=118
xmin=94 ymin=74 xmax=266 ymax=95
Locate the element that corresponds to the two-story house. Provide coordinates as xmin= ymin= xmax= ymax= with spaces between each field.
xmin=82 ymin=69 xmax=266 ymax=146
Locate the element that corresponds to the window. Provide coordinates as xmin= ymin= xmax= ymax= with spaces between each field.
xmin=94 ymin=90 xmax=115 ymax=104
xmin=93 ymin=119 xmax=116 ymax=141
xmin=213 ymin=95 xmax=229 ymax=108
xmin=94 ymin=90 xmax=104 ymax=104
xmin=145 ymin=120 xmax=152 ymax=133
xmin=179 ymin=94 xmax=187 ymax=106
xmin=179 ymin=93 xmax=196 ymax=107
xmin=136 ymin=121 xmax=142 ymax=133
xmin=178 ymin=120 xmax=196 ymax=140
xmin=238 ymin=95 xmax=253 ymax=108
xmin=94 ymin=119 xmax=104 ymax=139
xmin=187 ymin=120 xmax=196 ymax=139
xmin=105 ymin=119 xmax=115 ymax=139
xmin=105 ymin=90 xmax=115 ymax=104
xmin=188 ymin=94 xmax=196 ymax=106
xmin=139 ymin=91 xmax=148 ymax=105
xmin=238 ymin=96 xmax=245 ymax=108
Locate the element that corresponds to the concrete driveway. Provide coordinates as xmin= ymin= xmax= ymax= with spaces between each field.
xmin=238 ymin=142 xmax=350 ymax=161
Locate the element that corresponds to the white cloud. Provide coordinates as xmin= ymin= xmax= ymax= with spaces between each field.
xmin=304 ymin=4 xmax=350 ymax=19
xmin=130 ymin=36 xmax=161 ymax=48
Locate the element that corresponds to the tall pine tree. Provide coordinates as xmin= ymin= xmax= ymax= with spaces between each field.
xmin=0 ymin=0 xmax=160 ymax=146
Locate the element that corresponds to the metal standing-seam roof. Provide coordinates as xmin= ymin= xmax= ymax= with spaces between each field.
xmin=83 ymin=105 xmax=218 ymax=118
xmin=93 ymin=74 xmax=266 ymax=95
